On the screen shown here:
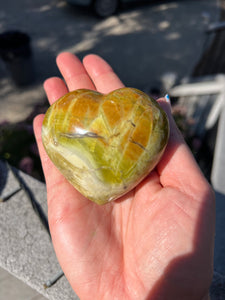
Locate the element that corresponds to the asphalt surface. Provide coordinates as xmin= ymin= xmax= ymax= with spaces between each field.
xmin=0 ymin=0 xmax=220 ymax=122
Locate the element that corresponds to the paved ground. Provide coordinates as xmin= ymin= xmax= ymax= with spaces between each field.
xmin=0 ymin=267 xmax=47 ymax=300
xmin=0 ymin=0 xmax=222 ymax=298
xmin=0 ymin=0 xmax=219 ymax=123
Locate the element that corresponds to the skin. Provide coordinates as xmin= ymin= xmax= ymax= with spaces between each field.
xmin=33 ymin=52 xmax=215 ymax=300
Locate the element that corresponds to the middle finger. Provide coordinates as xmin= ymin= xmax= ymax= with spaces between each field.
xmin=56 ymin=52 xmax=96 ymax=91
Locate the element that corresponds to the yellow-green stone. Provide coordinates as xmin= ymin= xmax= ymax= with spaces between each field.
xmin=42 ymin=88 xmax=169 ymax=205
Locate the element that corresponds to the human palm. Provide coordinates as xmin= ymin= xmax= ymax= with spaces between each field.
xmin=34 ymin=53 xmax=215 ymax=300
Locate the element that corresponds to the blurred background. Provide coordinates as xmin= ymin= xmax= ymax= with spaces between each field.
xmin=0 ymin=0 xmax=222 ymax=181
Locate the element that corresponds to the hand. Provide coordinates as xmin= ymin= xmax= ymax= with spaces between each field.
xmin=33 ymin=53 xmax=215 ymax=300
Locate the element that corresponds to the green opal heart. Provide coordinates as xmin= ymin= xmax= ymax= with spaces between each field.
xmin=42 ymin=88 xmax=169 ymax=205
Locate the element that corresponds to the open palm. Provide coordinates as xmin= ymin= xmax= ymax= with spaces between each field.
xmin=34 ymin=53 xmax=215 ymax=300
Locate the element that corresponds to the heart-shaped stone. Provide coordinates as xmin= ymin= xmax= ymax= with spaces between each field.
xmin=42 ymin=88 xmax=169 ymax=205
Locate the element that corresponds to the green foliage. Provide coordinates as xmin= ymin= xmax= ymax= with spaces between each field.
xmin=0 ymin=103 xmax=48 ymax=181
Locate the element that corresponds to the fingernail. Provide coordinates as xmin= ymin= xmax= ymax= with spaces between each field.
xmin=164 ymin=94 xmax=170 ymax=103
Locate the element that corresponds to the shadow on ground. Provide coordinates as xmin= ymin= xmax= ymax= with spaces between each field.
xmin=0 ymin=0 xmax=219 ymax=90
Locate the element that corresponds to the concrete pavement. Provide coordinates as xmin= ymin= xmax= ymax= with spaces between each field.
xmin=0 ymin=267 xmax=47 ymax=300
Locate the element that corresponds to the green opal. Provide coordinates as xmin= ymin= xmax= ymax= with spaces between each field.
xmin=42 ymin=88 xmax=169 ymax=205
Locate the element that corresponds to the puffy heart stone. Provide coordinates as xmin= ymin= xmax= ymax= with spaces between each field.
xmin=42 ymin=88 xmax=169 ymax=205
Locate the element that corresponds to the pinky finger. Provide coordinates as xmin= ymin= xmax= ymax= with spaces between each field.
xmin=33 ymin=114 xmax=51 ymax=173
xmin=33 ymin=114 xmax=65 ymax=188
